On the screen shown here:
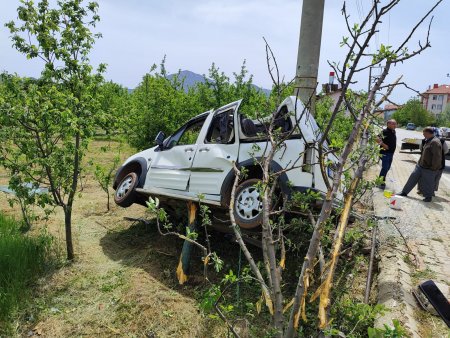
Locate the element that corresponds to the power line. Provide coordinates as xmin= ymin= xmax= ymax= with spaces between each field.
xmin=388 ymin=11 xmax=391 ymax=45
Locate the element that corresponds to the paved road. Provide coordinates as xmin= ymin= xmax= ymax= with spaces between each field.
xmin=372 ymin=128 xmax=450 ymax=337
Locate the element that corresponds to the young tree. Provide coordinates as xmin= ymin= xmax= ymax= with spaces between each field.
xmin=1 ymin=0 xmax=107 ymax=260
xmin=93 ymin=150 xmax=121 ymax=212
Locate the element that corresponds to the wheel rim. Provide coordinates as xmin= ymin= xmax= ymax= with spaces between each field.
xmin=235 ymin=186 xmax=262 ymax=221
xmin=116 ymin=175 xmax=134 ymax=199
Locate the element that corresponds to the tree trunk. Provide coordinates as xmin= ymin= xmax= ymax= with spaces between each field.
xmin=285 ymin=192 xmax=334 ymax=338
xmin=65 ymin=132 xmax=81 ymax=261
xmin=64 ymin=206 xmax=74 ymax=261
xmin=262 ymin=186 xmax=284 ymax=336
xmin=318 ymin=128 xmax=370 ymax=328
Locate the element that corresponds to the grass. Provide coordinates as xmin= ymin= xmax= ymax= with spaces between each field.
xmin=0 ymin=140 xmax=226 ymax=337
xmin=411 ymin=267 xmax=437 ymax=283
xmin=415 ymin=307 xmax=450 ymax=338
xmin=0 ymin=212 xmax=54 ymax=334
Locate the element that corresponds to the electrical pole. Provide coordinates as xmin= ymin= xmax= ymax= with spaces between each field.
xmin=368 ymin=65 xmax=384 ymax=93
xmin=294 ymin=0 xmax=325 ymax=115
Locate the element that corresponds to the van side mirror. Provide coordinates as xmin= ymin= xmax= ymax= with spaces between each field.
xmin=155 ymin=131 xmax=165 ymax=149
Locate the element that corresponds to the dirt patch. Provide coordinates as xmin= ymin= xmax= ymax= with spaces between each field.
xmin=0 ymin=140 xmax=228 ymax=337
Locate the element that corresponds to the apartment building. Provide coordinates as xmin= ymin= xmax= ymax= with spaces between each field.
xmin=421 ymin=84 xmax=450 ymax=117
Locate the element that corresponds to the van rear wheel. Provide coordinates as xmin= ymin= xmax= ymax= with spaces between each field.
xmin=233 ymin=179 xmax=263 ymax=229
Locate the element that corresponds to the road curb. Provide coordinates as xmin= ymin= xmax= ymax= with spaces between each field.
xmin=372 ymin=189 xmax=421 ymax=337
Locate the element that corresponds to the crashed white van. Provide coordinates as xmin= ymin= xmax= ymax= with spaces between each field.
xmin=113 ymin=96 xmax=337 ymax=229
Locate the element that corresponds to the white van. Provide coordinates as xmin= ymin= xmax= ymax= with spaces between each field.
xmin=113 ymin=96 xmax=338 ymax=229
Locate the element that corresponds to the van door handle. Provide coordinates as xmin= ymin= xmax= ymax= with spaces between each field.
xmin=184 ymin=147 xmax=195 ymax=152
xmin=199 ymin=147 xmax=210 ymax=152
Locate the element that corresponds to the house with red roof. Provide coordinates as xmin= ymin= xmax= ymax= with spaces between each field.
xmin=383 ymin=104 xmax=399 ymax=120
xmin=421 ymin=84 xmax=450 ymax=117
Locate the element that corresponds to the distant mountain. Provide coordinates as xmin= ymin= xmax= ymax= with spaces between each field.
xmin=167 ymin=70 xmax=206 ymax=90
xmin=168 ymin=70 xmax=271 ymax=96
xmin=254 ymin=85 xmax=271 ymax=96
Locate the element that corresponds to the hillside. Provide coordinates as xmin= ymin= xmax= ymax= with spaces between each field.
xmin=167 ymin=70 xmax=271 ymax=95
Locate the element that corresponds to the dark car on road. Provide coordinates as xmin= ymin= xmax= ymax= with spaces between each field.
xmin=406 ymin=122 xmax=416 ymax=130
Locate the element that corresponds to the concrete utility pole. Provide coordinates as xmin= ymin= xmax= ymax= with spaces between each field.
xmin=295 ymin=0 xmax=325 ymax=115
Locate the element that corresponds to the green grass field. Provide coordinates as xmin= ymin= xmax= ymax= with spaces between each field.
xmin=0 ymin=212 xmax=54 ymax=334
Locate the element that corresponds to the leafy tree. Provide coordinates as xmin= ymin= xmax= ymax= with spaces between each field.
xmin=97 ymin=81 xmax=130 ymax=135
xmin=392 ymin=98 xmax=434 ymax=126
xmin=128 ymin=62 xmax=202 ymax=150
xmin=436 ymin=103 xmax=450 ymax=127
xmin=1 ymin=0 xmax=106 ymax=260
xmin=195 ymin=61 xmax=268 ymax=118
xmin=195 ymin=63 xmax=233 ymax=109
xmin=92 ymin=146 xmax=121 ymax=212
xmin=315 ymin=95 xmax=354 ymax=151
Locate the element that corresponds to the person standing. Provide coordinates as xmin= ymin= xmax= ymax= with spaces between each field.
xmin=434 ymin=137 xmax=448 ymax=192
xmin=418 ymin=127 xmax=448 ymax=195
xmin=376 ymin=119 xmax=397 ymax=189
xmin=398 ymin=127 xmax=443 ymax=202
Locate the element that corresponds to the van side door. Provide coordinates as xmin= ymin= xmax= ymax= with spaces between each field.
xmin=146 ymin=114 xmax=209 ymax=191
xmin=188 ymin=100 xmax=241 ymax=195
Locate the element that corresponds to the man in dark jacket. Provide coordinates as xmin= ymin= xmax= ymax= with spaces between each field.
xmin=418 ymin=128 xmax=448 ymax=194
xmin=398 ymin=127 xmax=443 ymax=202
xmin=432 ymin=128 xmax=448 ymax=192
xmin=377 ymin=119 xmax=397 ymax=189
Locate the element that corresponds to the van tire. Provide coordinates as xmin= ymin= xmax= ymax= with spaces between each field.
xmin=233 ymin=179 xmax=263 ymax=229
xmin=114 ymin=172 xmax=138 ymax=207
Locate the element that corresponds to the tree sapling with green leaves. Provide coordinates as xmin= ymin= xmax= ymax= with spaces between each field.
xmin=1 ymin=0 xmax=108 ymax=260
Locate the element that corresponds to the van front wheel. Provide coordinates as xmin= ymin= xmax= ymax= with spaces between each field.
xmin=114 ymin=172 xmax=138 ymax=207
xmin=233 ymin=179 xmax=263 ymax=229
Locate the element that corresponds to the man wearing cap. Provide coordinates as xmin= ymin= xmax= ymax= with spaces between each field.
xmin=397 ymin=127 xmax=443 ymax=202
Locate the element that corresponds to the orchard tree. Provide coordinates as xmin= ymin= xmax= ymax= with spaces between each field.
xmin=128 ymin=59 xmax=269 ymax=150
xmin=128 ymin=61 xmax=202 ymax=150
xmin=1 ymin=0 xmax=107 ymax=260
xmin=195 ymin=61 xmax=268 ymax=117
xmin=97 ymin=81 xmax=130 ymax=135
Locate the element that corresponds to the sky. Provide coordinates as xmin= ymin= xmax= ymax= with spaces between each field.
xmin=1 ymin=0 xmax=449 ymax=105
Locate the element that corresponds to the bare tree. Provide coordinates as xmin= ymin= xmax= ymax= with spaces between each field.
xmin=222 ymin=1 xmax=443 ymax=337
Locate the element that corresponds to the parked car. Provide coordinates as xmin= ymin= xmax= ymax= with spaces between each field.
xmin=113 ymin=96 xmax=339 ymax=229
xmin=406 ymin=122 xmax=416 ymax=130
xmin=440 ymin=127 xmax=450 ymax=139
xmin=432 ymin=127 xmax=443 ymax=138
